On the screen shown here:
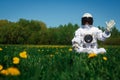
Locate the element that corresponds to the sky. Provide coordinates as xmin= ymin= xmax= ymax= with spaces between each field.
xmin=0 ymin=0 xmax=120 ymax=30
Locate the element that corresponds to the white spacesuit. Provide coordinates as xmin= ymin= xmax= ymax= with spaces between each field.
xmin=72 ymin=13 xmax=115 ymax=54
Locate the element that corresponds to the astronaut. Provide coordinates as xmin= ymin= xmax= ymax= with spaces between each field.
xmin=72 ymin=13 xmax=115 ymax=54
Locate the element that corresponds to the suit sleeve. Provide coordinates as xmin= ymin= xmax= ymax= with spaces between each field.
xmin=96 ymin=28 xmax=111 ymax=41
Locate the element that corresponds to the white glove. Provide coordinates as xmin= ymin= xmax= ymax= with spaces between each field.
xmin=106 ymin=20 xmax=115 ymax=31
xmin=72 ymin=43 xmax=79 ymax=50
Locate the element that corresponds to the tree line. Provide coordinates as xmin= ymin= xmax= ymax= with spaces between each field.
xmin=0 ymin=19 xmax=120 ymax=45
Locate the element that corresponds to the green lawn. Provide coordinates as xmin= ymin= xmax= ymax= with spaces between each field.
xmin=0 ymin=45 xmax=120 ymax=80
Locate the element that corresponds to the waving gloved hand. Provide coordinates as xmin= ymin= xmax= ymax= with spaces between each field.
xmin=106 ymin=20 xmax=115 ymax=31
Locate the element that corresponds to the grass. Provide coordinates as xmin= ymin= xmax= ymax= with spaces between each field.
xmin=0 ymin=45 xmax=120 ymax=80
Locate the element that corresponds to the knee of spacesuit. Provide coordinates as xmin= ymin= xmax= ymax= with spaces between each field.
xmin=98 ymin=48 xmax=106 ymax=53
xmin=92 ymin=48 xmax=106 ymax=54
xmin=74 ymin=47 xmax=93 ymax=53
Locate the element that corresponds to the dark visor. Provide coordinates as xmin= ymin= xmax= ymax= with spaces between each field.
xmin=82 ymin=17 xmax=93 ymax=25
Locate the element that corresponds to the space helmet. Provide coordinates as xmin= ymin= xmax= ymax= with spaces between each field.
xmin=81 ymin=13 xmax=93 ymax=25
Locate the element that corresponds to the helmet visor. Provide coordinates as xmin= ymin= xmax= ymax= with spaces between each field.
xmin=82 ymin=17 xmax=93 ymax=25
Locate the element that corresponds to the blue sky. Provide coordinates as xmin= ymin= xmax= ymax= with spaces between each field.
xmin=0 ymin=0 xmax=120 ymax=30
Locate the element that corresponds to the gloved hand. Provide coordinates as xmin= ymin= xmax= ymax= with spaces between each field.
xmin=72 ymin=43 xmax=80 ymax=51
xmin=106 ymin=20 xmax=115 ymax=31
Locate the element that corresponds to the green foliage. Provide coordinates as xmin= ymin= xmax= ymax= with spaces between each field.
xmin=0 ymin=19 xmax=47 ymax=44
xmin=47 ymin=23 xmax=79 ymax=45
xmin=0 ymin=45 xmax=120 ymax=80
xmin=0 ymin=19 xmax=120 ymax=45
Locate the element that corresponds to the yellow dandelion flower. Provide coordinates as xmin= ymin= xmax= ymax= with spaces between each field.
xmin=0 ymin=69 xmax=9 ymax=75
xmin=13 ymin=57 xmax=20 ymax=64
xmin=0 ymin=48 xmax=3 ymax=51
xmin=88 ymin=53 xmax=97 ymax=58
xmin=103 ymin=57 xmax=107 ymax=61
xmin=69 ymin=48 xmax=72 ymax=51
xmin=7 ymin=67 xmax=20 ymax=76
xmin=19 ymin=51 xmax=27 ymax=58
xmin=0 ymin=65 xmax=3 ymax=70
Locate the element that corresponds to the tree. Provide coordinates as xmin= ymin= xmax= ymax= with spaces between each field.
xmin=0 ymin=20 xmax=9 ymax=27
xmin=111 ymin=26 xmax=120 ymax=38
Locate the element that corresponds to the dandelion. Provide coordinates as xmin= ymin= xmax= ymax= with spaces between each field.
xmin=69 ymin=48 xmax=72 ymax=51
xmin=88 ymin=53 xmax=97 ymax=58
xmin=13 ymin=57 xmax=20 ymax=64
xmin=7 ymin=67 xmax=20 ymax=76
xmin=19 ymin=51 xmax=27 ymax=58
xmin=0 ymin=65 xmax=3 ymax=70
xmin=103 ymin=57 xmax=107 ymax=61
xmin=0 ymin=48 xmax=3 ymax=51
xmin=0 ymin=69 xmax=9 ymax=75
xmin=0 ymin=67 xmax=20 ymax=76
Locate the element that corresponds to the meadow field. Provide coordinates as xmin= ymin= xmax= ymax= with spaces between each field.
xmin=0 ymin=45 xmax=120 ymax=80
